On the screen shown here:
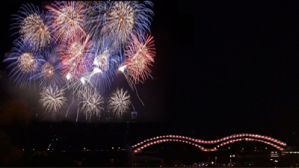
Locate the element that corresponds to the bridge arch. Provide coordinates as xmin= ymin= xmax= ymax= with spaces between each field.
xmin=133 ymin=138 xmax=214 ymax=153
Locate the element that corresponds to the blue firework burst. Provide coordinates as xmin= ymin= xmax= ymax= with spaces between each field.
xmin=32 ymin=47 xmax=64 ymax=88
xmin=3 ymin=40 xmax=43 ymax=89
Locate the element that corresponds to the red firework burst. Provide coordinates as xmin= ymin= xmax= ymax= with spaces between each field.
xmin=59 ymin=35 xmax=93 ymax=81
xmin=123 ymin=32 xmax=156 ymax=84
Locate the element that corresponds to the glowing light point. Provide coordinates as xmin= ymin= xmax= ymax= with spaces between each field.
xmin=93 ymin=67 xmax=102 ymax=74
xmin=80 ymin=77 xmax=85 ymax=84
xmin=118 ymin=65 xmax=127 ymax=72
xmin=66 ymin=73 xmax=71 ymax=80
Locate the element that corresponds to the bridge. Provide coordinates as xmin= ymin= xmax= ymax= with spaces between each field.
xmin=132 ymin=133 xmax=287 ymax=153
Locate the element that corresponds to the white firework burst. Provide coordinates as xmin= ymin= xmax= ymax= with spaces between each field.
xmin=20 ymin=13 xmax=51 ymax=50
xmin=102 ymin=1 xmax=153 ymax=47
xmin=39 ymin=85 xmax=67 ymax=113
xmin=17 ymin=52 xmax=36 ymax=73
xmin=108 ymin=87 xmax=131 ymax=118
xmin=78 ymin=86 xmax=104 ymax=119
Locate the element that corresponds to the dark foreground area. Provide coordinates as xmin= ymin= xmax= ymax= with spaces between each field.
xmin=13 ymin=150 xmax=299 ymax=167
xmin=0 ymin=121 xmax=298 ymax=167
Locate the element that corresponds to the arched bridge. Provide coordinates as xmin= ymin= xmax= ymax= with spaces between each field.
xmin=132 ymin=133 xmax=287 ymax=153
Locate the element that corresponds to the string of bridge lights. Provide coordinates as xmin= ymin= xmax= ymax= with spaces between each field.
xmin=132 ymin=133 xmax=287 ymax=152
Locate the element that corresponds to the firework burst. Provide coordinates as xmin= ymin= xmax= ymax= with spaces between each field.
xmin=39 ymin=85 xmax=67 ymax=113
xmin=59 ymin=35 xmax=93 ymax=81
xmin=121 ymin=32 xmax=155 ymax=84
xmin=103 ymin=1 xmax=154 ymax=48
xmin=3 ymin=40 xmax=41 ymax=88
xmin=109 ymin=87 xmax=131 ymax=118
xmin=10 ymin=4 xmax=51 ymax=51
xmin=78 ymin=86 xmax=104 ymax=119
xmin=32 ymin=48 xmax=63 ymax=88
xmin=46 ymin=1 xmax=86 ymax=43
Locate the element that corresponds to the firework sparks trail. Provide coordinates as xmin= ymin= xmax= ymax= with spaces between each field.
xmin=133 ymin=84 xmax=144 ymax=106
xmin=39 ymin=85 xmax=67 ymax=113
xmin=65 ymin=71 xmax=98 ymax=96
xmin=65 ymin=90 xmax=74 ymax=117
xmin=109 ymin=87 xmax=131 ymax=119
xmin=84 ymin=1 xmax=111 ymax=40
xmin=76 ymin=107 xmax=79 ymax=122
xmin=118 ymin=67 xmax=145 ymax=106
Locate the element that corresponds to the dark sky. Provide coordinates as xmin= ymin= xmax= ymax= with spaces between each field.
xmin=1 ymin=0 xmax=299 ymax=143
xmin=152 ymin=0 xmax=299 ymax=138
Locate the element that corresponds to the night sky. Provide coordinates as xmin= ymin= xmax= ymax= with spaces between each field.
xmin=1 ymin=0 xmax=299 ymax=143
